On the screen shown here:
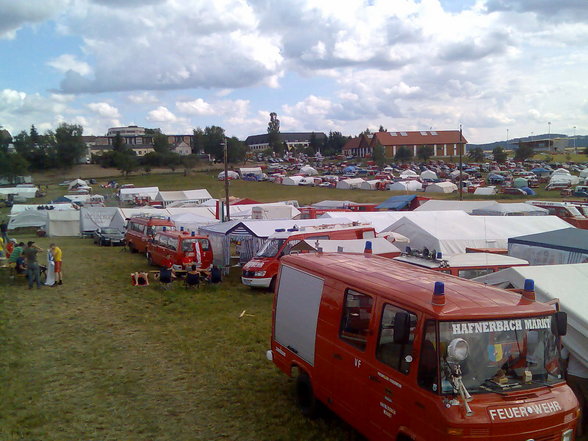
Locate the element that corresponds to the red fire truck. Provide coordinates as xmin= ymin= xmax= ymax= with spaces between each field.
xmin=268 ymin=252 xmax=579 ymax=441
xmin=146 ymin=229 xmax=212 ymax=270
xmin=241 ymin=225 xmax=376 ymax=290
xmin=124 ymin=215 xmax=176 ymax=253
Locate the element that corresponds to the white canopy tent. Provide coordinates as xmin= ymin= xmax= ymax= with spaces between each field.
xmin=300 ymin=165 xmax=319 ymax=176
xmin=381 ymin=213 xmax=570 ymax=257
xmin=336 ymin=178 xmax=365 ymax=189
xmin=414 ymin=199 xmax=495 ymax=214
xmin=218 ymin=170 xmax=239 ymax=180
xmin=154 ymin=189 xmax=212 ymax=206
xmin=47 ymin=210 xmax=81 ymax=237
xmin=319 ymin=211 xmax=441 ymax=233
xmin=425 ymin=182 xmax=458 ymax=194
xmin=471 ymin=202 xmax=548 ymax=216
xmin=118 ymin=186 xmax=159 ymax=202
xmin=7 ymin=209 xmax=49 ymax=230
xmin=67 ymin=178 xmax=88 ymax=190
xmin=399 ymin=169 xmax=418 ymax=178
xmin=388 ymin=180 xmax=423 ymax=192
xmin=282 ymin=176 xmax=305 ymax=186
xmin=473 ymin=263 xmax=588 ymax=369
xmin=239 ymin=167 xmax=263 ymax=178
xmin=80 ymin=207 xmax=127 ymax=233
xmin=359 ymin=180 xmax=380 ymax=190
xmin=0 ymin=187 xmax=38 ymax=200
xmin=473 ymin=186 xmax=497 ymax=196
xmin=11 ymin=204 xmax=76 ymax=215
xmin=420 ymin=170 xmax=438 ymax=180
xmin=171 ymin=212 xmax=220 ymax=232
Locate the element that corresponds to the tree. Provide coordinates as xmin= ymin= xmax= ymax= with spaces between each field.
xmin=192 ymin=128 xmax=205 ymax=154
xmin=267 ymin=112 xmax=282 ymax=155
xmin=112 ymin=133 xmax=127 ymax=153
xmin=181 ymin=155 xmax=199 ymax=176
xmin=514 ymin=143 xmax=534 ymax=161
xmin=417 ymin=145 xmax=434 ymax=162
xmin=467 ymin=147 xmax=485 ymax=162
xmin=114 ymin=151 xmax=138 ymax=177
xmin=203 ymin=126 xmax=226 ymax=161
xmin=0 ymin=151 xmax=29 ymax=182
xmin=0 ymin=128 xmax=13 ymax=153
xmin=53 ymin=123 xmax=86 ymax=169
xmin=492 ymin=146 xmax=508 ymax=163
xmin=308 ymin=132 xmax=320 ymax=154
xmin=394 ymin=146 xmax=413 ymax=162
xmin=378 ymin=125 xmax=387 ymax=132
xmin=323 ymin=131 xmax=348 ymax=156
xmin=153 ymin=132 xmax=171 ymax=154
xmin=372 ymin=144 xmax=386 ymax=167
xmin=226 ymin=137 xmax=248 ymax=163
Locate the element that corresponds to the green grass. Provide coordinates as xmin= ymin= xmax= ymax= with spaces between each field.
xmin=0 ymin=236 xmax=350 ymax=440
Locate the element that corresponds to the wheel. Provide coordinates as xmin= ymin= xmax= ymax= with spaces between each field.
xmin=147 ymin=253 xmax=154 ymax=266
xmin=129 ymin=243 xmax=137 ymax=253
xmin=269 ymin=277 xmax=276 ymax=292
xmin=296 ymin=372 xmax=321 ymax=419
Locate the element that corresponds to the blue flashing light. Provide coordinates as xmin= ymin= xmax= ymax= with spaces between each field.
xmin=434 ymin=281 xmax=445 ymax=296
xmin=524 ymin=279 xmax=534 ymax=291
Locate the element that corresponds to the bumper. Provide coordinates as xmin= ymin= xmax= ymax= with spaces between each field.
xmin=241 ymin=277 xmax=272 ymax=288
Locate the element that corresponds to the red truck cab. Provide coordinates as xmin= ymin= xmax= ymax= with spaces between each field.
xmin=269 ymin=253 xmax=579 ymax=441
xmin=124 ymin=215 xmax=176 ymax=253
xmin=526 ymin=201 xmax=588 ymax=229
xmin=241 ymin=225 xmax=376 ymax=289
xmin=146 ymin=229 xmax=212 ymax=270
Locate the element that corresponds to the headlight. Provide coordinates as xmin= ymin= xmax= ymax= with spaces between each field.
xmin=561 ymin=429 xmax=573 ymax=441
xmin=447 ymin=338 xmax=469 ymax=362
xmin=254 ymin=271 xmax=266 ymax=277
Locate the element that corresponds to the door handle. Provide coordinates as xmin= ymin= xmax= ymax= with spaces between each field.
xmin=333 ymin=353 xmax=343 ymax=360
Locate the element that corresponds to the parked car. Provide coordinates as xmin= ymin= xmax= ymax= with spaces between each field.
xmin=93 ymin=227 xmax=125 ymax=246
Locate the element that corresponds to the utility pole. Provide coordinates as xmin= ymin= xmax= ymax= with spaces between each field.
xmin=223 ymin=138 xmax=230 ymax=221
xmin=459 ymin=124 xmax=463 ymax=201
xmin=573 ymin=126 xmax=577 ymax=154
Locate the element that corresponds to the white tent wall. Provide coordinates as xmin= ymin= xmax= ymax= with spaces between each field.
xmin=415 ymin=199 xmax=495 ymax=214
xmin=7 ymin=209 xmax=48 ymax=230
xmin=388 ymin=181 xmax=423 ymax=192
xmin=508 ymin=242 xmax=588 ymax=265
xmin=118 ymin=187 xmax=159 ymax=202
xmin=0 ymin=187 xmax=38 ymax=199
xmin=282 ymin=176 xmax=304 ymax=186
xmin=473 ymin=187 xmax=497 ymax=196
xmin=80 ymin=207 xmax=126 ymax=232
xmin=471 ymin=202 xmax=548 ymax=216
xmin=11 ymin=204 xmax=75 ymax=215
xmin=239 ymin=167 xmax=263 ymax=177
xmin=425 ymin=182 xmax=458 ymax=193
xmin=473 ymin=264 xmax=588 ymax=369
xmin=320 ymin=211 xmax=440 ymax=233
xmin=171 ymin=213 xmax=220 ymax=233
xmin=299 ymin=238 xmax=401 ymax=257
xmin=420 ymin=170 xmax=438 ymax=180
xmin=336 ymin=178 xmax=365 ymax=190
xmin=359 ymin=180 xmax=380 ymax=190
xmin=47 ymin=210 xmax=81 ymax=237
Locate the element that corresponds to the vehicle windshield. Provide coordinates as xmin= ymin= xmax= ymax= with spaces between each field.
xmin=256 ymin=239 xmax=286 ymax=257
xmin=181 ymin=238 xmax=210 ymax=252
xmin=438 ymin=316 xmax=563 ymax=394
xmin=566 ymin=206 xmax=582 ymax=216
xmin=147 ymin=225 xmax=175 ymax=235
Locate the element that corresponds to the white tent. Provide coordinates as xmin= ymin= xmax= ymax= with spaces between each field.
xmin=7 ymin=209 xmax=48 ymax=230
xmin=320 ymin=211 xmax=439 ymax=233
xmin=551 ymin=168 xmax=571 ymax=176
xmin=399 ymin=169 xmax=418 ymax=178
xmin=388 ymin=180 xmax=423 ymax=192
xmin=47 ymin=210 xmax=81 ymax=237
xmin=508 ymin=228 xmax=588 ymax=265
xmin=336 ymin=178 xmax=365 ymax=190
xmin=239 ymin=167 xmax=263 ymax=178
xmin=171 ymin=212 xmax=220 ymax=232
xmin=300 ymin=165 xmax=319 ymax=176
xmin=118 ymin=186 xmax=159 ymax=202
xmin=359 ymin=180 xmax=380 ymax=190
xmin=293 ymin=238 xmax=401 ymax=258
xmin=68 ymin=178 xmax=88 ymax=190
xmin=154 ymin=189 xmax=212 ymax=206
xmin=414 ymin=199 xmax=495 ymax=214
xmin=218 ymin=170 xmax=239 ymax=180
xmin=420 ymin=170 xmax=438 ymax=180
xmin=282 ymin=176 xmax=305 ymax=186
xmin=473 ymin=263 xmax=588 ymax=369
xmin=0 ymin=187 xmax=38 ymax=200
xmin=579 ymin=168 xmax=588 ymax=178
xmin=11 ymin=204 xmax=75 ymax=215
xmin=425 ymin=182 xmax=458 ymax=194
xmin=473 ymin=186 xmax=497 ymax=196
xmin=471 ymin=202 xmax=548 ymax=216
xmin=80 ymin=207 xmax=126 ymax=233
xmin=382 ymin=213 xmax=570 ymax=257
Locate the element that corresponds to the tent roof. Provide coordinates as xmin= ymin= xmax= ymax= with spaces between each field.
xmin=473 ymin=263 xmax=588 ymax=367
xmin=471 ymin=202 xmax=548 ymax=216
xmin=447 ymin=253 xmax=528 ymax=267
xmin=508 ymin=227 xmax=587 ymax=253
xmin=320 ymin=211 xmax=432 ymax=233
xmin=311 ymin=200 xmax=356 ymax=209
xmin=414 ymin=199 xmax=494 ymax=214
xmin=376 ymin=195 xmax=417 ymax=210
xmin=294 ymin=238 xmax=401 ymax=255
xmin=7 ymin=209 xmax=48 ymax=229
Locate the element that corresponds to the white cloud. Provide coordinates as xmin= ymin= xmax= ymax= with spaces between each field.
xmin=87 ymin=102 xmax=120 ymax=118
xmin=127 ymin=92 xmax=159 ymax=104
xmin=0 ymin=0 xmax=68 ymax=39
xmin=176 ymin=98 xmax=214 ymax=116
xmin=147 ymin=106 xmax=178 ymax=123
xmin=47 ymin=54 xmax=93 ymax=76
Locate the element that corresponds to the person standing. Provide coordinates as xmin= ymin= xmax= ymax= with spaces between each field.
xmin=0 ymin=219 xmax=8 ymax=244
xmin=23 ymin=241 xmax=43 ymax=289
xmin=50 ymin=243 xmax=63 ymax=285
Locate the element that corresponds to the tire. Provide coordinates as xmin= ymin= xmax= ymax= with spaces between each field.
xmin=296 ymin=372 xmax=321 ymax=419
xmin=129 ymin=243 xmax=137 ymax=253
xmin=269 ymin=277 xmax=276 ymax=292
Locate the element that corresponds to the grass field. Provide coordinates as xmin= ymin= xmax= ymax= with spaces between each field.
xmin=1 ymin=167 xmax=585 ymax=441
xmin=0 ymin=236 xmax=354 ymax=441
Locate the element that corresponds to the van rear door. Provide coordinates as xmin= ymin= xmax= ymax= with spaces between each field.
xmin=274 ymin=265 xmax=324 ymax=366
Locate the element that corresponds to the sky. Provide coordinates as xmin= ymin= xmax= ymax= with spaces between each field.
xmin=1 ymin=0 xmax=587 ymax=144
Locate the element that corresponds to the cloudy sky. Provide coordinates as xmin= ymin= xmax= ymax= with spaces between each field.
xmin=1 ymin=0 xmax=586 ymax=143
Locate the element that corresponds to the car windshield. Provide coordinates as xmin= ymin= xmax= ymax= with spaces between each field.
xmin=256 ymin=239 xmax=285 ymax=258
xmin=438 ymin=316 xmax=563 ymax=395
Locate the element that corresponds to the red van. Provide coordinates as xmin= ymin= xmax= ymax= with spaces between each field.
xmin=241 ymin=225 xmax=376 ymax=290
xmin=269 ymin=253 xmax=579 ymax=441
xmin=124 ymin=215 xmax=176 ymax=253
xmin=146 ymin=230 xmax=212 ymax=270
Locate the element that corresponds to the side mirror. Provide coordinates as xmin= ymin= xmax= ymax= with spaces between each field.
xmin=552 ymin=311 xmax=567 ymax=336
xmin=393 ymin=312 xmax=411 ymax=344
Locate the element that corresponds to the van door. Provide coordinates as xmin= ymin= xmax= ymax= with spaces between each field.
xmin=361 ymin=302 xmax=418 ymax=440
xmin=324 ymin=288 xmax=375 ymax=430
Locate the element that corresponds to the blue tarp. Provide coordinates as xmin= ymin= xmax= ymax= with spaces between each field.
xmin=531 ymin=168 xmax=550 ymax=174
xmin=376 ymin=195 xmax=417 ymax=210
xmin=51 ymin=196 xmax=73 ymax=203
xmin=521 ymin=187 xmax=535 ymax=195
xmin=343 ymin=166 xmax=357 ymax=173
